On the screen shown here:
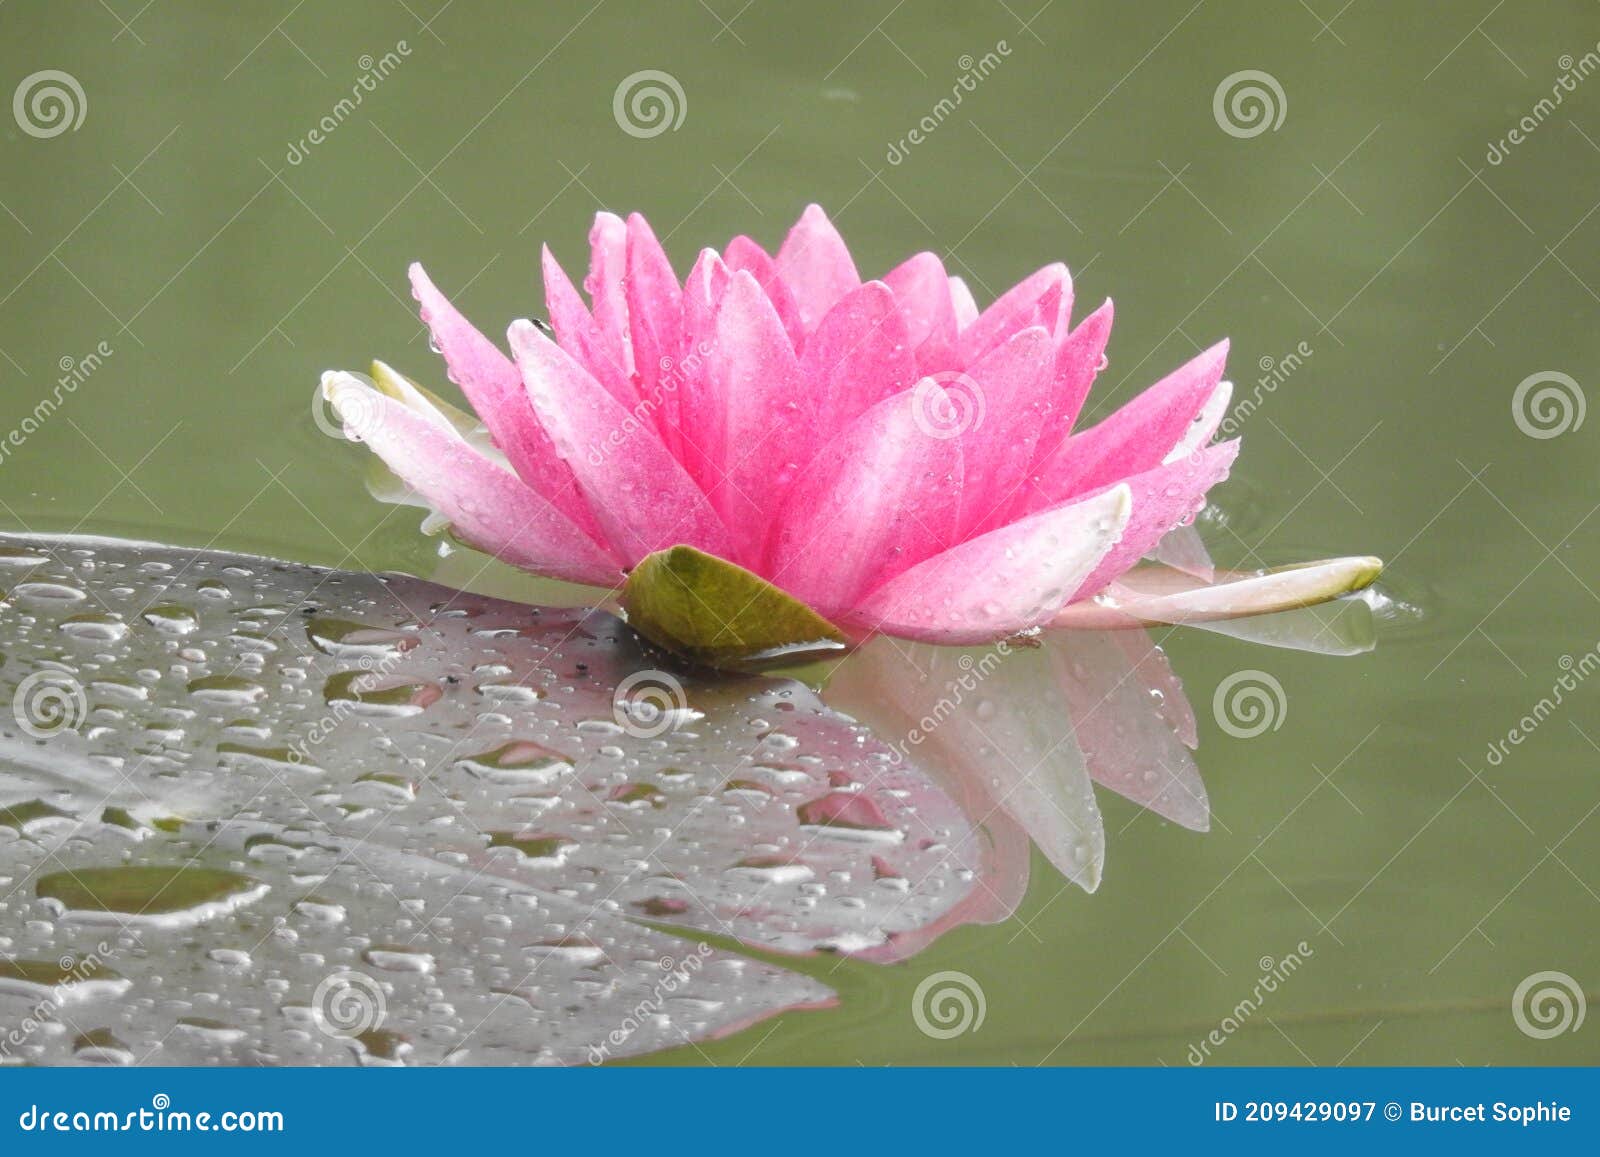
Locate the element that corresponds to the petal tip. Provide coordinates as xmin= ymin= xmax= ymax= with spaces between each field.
xmin=504 ymin=317 xmax=541 ymax=353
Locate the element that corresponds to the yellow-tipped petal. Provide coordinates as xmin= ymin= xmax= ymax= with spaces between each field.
xmin=1053 ymin=555 xmax=1385 ymax=630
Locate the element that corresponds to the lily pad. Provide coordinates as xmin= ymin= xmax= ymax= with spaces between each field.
xmin=621 ymin=545 xmax=849 ymax=671
xmin=0 ymin=531 xmax=981 ymax=1065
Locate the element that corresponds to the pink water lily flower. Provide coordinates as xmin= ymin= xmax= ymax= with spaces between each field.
xmin=322 ymin=204 xmax=1378 ymax=651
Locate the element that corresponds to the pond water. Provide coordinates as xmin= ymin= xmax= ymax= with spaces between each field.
xmin=1 ymin=0 xmax=1597 ymax=1065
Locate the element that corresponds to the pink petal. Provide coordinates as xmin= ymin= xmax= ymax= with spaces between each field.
xmin=957 ymin=263 xmax=1071 ymax=365
xmin=1025 ymin=339 xmax=1229 ymax=510
xmin=507 ymin=319 xmax=735 ymax=566
xmin=1029 ymin=277 xmax=1071 ymax=336
xmin=845 ymin=483 xmax=1132 ymax=644
xmin=682 ymin=247 xmax=730 ymax=337
xmin=1040 ymin=297 xmax=1113 ymax=455
xmin=624 ymin=212 xmax=684 ymax=449
xmin=584 ymin=211 xmax=634 ymax=379
xmin=1166 ymin=377 xmax=1232 ymax=462
xmin=724 ymin=235 xmax=806 ymax=350
xmin=948 ymin=276 xmax=979 ymax=330
xmin=951 ymin=326 xmax=1057 ymax=538
xmin=409 ymin=263 xmax=602 ymax=539
xmin=955 ymin=645 xmax=1104 ymax=892
xmin=775 ymin=203 xmax=860 ymax=331
xmin=1149 ymin=640 xmax=1200 ymax=748
xmin=541 ymin=245 xmax=634 ymax=408
xmin=697 ymin=271 xmax=813 ymax=564
xmin=800 ymin=281 xmax=919 ymax=439
xmin=1148 ymin=522 xmax=1216 ymax=582
xmin=323 ymin=374 xmax=620 ymax=586
xmin=882 ymin=252 xmax=959 ymax=372
xmin=1070 ymin=439 xmax=1240 ymax=601
xmin=673 ymin=247 xmax=730 ymax=491
xmin=1051 ymin=630 xmax=1210 ymax=831
xmin=767 ymin=387 xmax=962 ymax=617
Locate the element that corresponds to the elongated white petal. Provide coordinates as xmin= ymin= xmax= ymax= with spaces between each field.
xmin=1052 ymin=556 xmax=1385 ymax=630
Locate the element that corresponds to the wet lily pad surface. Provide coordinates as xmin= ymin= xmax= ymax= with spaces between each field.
xmin=0 ymin=533 xmax=981 ymax=1065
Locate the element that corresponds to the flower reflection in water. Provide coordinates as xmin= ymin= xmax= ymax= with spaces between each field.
xmin=825 ymin=579 xmax=1381 ymax=909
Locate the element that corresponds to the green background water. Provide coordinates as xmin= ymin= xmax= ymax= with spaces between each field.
xmin=2 ymin=0 xmax=1598 ymax=1065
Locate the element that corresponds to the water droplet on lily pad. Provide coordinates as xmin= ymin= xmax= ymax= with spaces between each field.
xmin=36 ymin=865 xmax=267 ymax=927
